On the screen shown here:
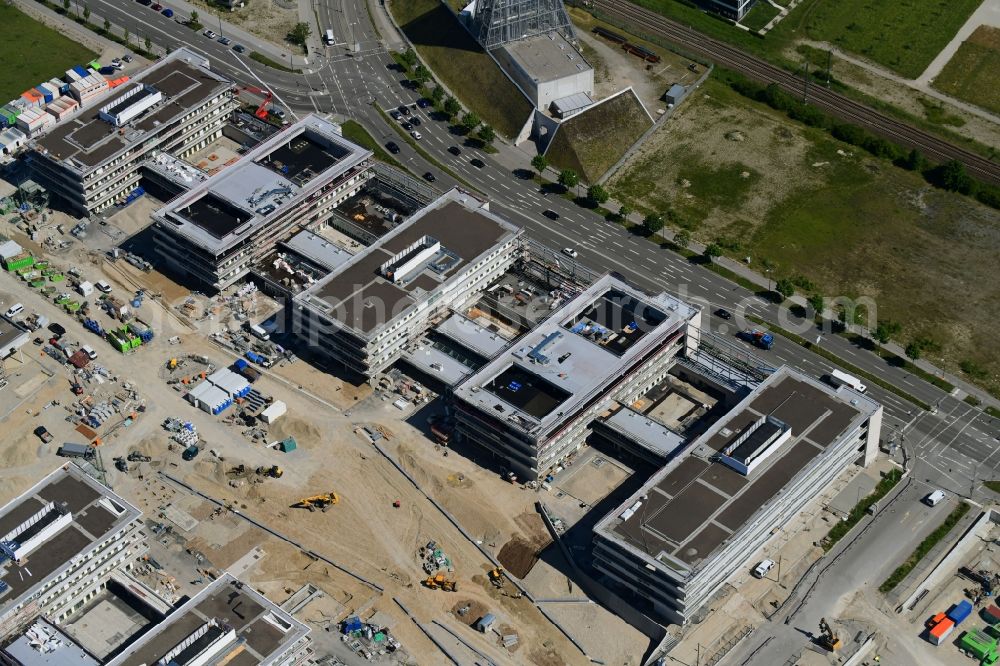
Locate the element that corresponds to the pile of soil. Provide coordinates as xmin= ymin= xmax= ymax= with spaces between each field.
xmin=498 ymin=536 xmax=539 ymax=579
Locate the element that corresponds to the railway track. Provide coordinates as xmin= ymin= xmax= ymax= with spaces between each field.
xmin=590 ymin=0 xmax=1000 ymax=186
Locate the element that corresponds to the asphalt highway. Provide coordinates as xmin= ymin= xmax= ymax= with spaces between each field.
xmin=78 ymin=0 xmax=1000 ymax=497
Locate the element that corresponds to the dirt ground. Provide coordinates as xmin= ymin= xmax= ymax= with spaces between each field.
xmin=184 ymin=0 xmax=300 ymax=53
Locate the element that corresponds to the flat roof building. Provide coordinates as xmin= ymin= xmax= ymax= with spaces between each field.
xmin=153 ymin=114 xmax=372 ymax=291
xmin=453 ymin=274 xmax=701 ymax=480
xmin=292 ymin=188 xmax=523 ymax=378
xmin=0 ymin=317 xmax=29 ymax=359
xmin=106 ymin=574 xmax=310 ymax=666
xmin=491 ymin=32 xmax=594 ymax=111
xmin=592 ymin=367 xmax=882 ymax=625
xmin=0 ymin=466 xmax=146 ymax=639
xmin=29 ymin=50 xmax=236 ymax=215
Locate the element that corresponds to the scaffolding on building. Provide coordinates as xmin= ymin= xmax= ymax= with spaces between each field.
xmin=472 ymin=0 xmax=575 ymax=50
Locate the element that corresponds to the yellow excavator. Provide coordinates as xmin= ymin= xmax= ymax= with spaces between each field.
xmin=817 ymin=618 xmax=842 ymax=652
xmin=423 ymin=573 xmax=457 ymax=591
xmin=292 ymin=492 xmax=339 ymax=512
xmin=488 ymin=567 xmax=504 ymax=588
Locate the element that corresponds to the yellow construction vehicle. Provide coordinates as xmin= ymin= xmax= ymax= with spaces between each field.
xmin=817 ymin=618 xmax=842 ymax=652
xmin=292 ymin=493 xmax=339 ymax=512
xmin=423 ymin=573 xmax=457 ymax=591
xmin=256 ymin=465 xmax=283 ymax=478
xmin=488 ymin=567 xmax=504 ymax=588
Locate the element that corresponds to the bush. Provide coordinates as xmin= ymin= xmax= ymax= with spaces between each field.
xmin=643 ymin=213 xmax=665 ymax=235
xmin=823 ymin=469 xmax=903 ymax=551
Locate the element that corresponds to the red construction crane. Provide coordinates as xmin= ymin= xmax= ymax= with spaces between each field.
xmin=239 ymin=86 xmax=273 ymax=119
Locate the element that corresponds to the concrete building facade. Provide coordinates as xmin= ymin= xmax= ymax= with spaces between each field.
xmin=29 ymin=50 xmax=236 ymax=216
xmin=0 ymin=466 xmax=146 ymax=639
xmin=453 ymin=275 xmax=701 ymax=481
xmin=492 ymin=32 xmax=594 ymax=111
xmin=292 ymin=188 xmax=523 ymax=378
xmin=152 ymin=114 xmax=372 ymax=291
xmin=591 ymin=367 xmax=883 ymax=625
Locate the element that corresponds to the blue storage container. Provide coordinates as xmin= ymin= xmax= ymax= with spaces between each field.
xmin=72 ymin=65 xmax=89 ymax=78
xmin=35 ymin=88 xmax=53 ymax=103
xmin=948 ymin=600 xmax=973 ymax=625
xmin=233 ymin=358 xmax=249 ymax=371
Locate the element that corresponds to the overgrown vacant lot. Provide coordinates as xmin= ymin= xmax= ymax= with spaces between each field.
xmin=544 ymin=90 xmax=651 ymax=183
xmin=0 ymin=4 xmax=96 ymax=102
xmin=610 ymin=77 xmax=1000 ymax=393
xmin=933 ymin=25 xmax=1000 ymax=115
xmin=799 ymin=0 xmax=982 ymax=78
xmin=389 ymin=0 xmax=532 ymax=139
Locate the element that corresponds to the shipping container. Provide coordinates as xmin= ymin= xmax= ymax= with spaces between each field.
xmin=260 ymin=400 xmax=286 ymax=424
xmin=186 ymin=381 xmax=213 ymax=406
xmin=34 ymin=87 xmax=53 ymax=104
xmin=948 ymin=600 xmax=973 ymax=625
xmin=4 ymin=253 xmax=34 ymax=272
xmin=929 ymin=618 xmax=954 ymax=645
xmin=57 ymin=442 xmax=93 ymax=458
xmin=985 ymin=605 xmax=1000 ymax=624
xmin=71 ymin=65 xmax=89 ymax=79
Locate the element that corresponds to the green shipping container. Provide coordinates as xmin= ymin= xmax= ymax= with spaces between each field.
xmin=106 ymin=330 xmax=129 ymax=353
xmin=29 ymin=280 xmax=45 ymax=288
xmin=49 ymin=274 xmax=64 ymax=282
xmin=6 ymin=255 xmax=35 ymax=272
xmin=279 ymin=437 xmax=297 ymax=452
xmin=33 ymin=261 xmax=48 ymax=270
xmin=64 ymin=302 xmax=80 ymax=313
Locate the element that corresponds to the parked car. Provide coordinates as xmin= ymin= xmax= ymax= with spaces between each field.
xmin=136 ymin=0 xmax=152 ymax=5
xmin=33 ymin=426 xmax=53 ymax=443
xmin=924 ymin=490 xmax=946 ymax=506
xmin=122 ymin=54 xmax=134 ymax=63
xmin=390 ymin=110 xmax=401 ymax=120
xmin=410 ymin=130 xmax=422 ymax=140
xmin=203 ymin=29 xmax=218 ymax=39
xmin=542 ymin=209 xmax=559 ymax=220
xmin=232 ymin=43 xmax=246 ymax=53
xmin=401 ymin=122 xmax=413 ymax=131
xmin=470 ymin=158 xmax=485 ymax=169
xmin=218 ymin=36 xmax=232 ymax=45
xmin=48 ymin=322 xmax=66 ymax=337
xmin=448 ymin=146 xmax=461 ymax=156
xmin=397 ymin=105 xmax=410 ymax=116
xmin=151 ymin=3 xmax=162 ymax=10
xmin=562 ymin=248 xmax=578 ymax=258
xmin=417 ymin=98 xmax=431 ymax=108
xmin=715 ymin=308 xmax=733 ymax=320
xmin=161 ymin=7 xmax=174 ymax=17
xmin=752 ymin=559 xmax=775 ymax=579
xmin=385 ymin=141 xmax=400 ymax=154
xmin=411 ymin=117 xmax=421 ymax=126
xmin=423 ymin=172 xmax=436 ymax=182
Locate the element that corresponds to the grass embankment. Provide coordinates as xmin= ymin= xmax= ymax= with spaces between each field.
xmin=823 ymin=468 xmax=903 ymax=552
xmin=934 ymin=26 xmax=1000 ymax=116
xmin=544 ymin=90 xmax=651 ymax=183
xmin=740 ymin=2 xmax=780 ymax=33
xmin=249 ymin=51 xmax=300 ymax=73
xmin=339 ymin=120 xmax=405 ymax=169
xmin=880 ymin=502 xmax=971 ymax=593
xmin=0 ymin=3 xmax=97 ymax=101
xmin=388 ymin=0 xmax=532 ymax=139
xmin=610 ymin=71 xmax=1000 ymax=400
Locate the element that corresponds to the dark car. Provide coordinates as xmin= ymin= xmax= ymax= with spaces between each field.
xmin=48 ymin=322 xmax=66 ymax=337
xmin=161 ymin=7 xmax=174 ymax=17
xmin=423 ymin=172 xmax=436 ymax=182
xmin=411 ymin=117 xmax=421 ymax=126
xmin=397 ymin=105 xmax=410 ymax=116
xmin=470 ymin=158 xmax=486 ymax=169
xmin=402 ymin=122 xmax=413 ymax=131
xmin=151 ymin=2 xmax=162 ymax=9
xmin=33 ymin=426 xmax=53 ymax=443
xmin=543 ymin=209 xmax=560 ymax=220
xmin=232 ymin=44 xmax=246 ymax=53
xmin=33 ymin=337 xmax=44 ymax=346
xmin=448 ymin=146 xmax=461 ymax=156
xmin=390 ymin=110 xmax=401 ymax=120
xmin=136 ymin=0 xmax=152 ymax=5
xmin=715 ymin=308 xmax=733 ymax=320
xmin=385 ymin=142 xmax=400 ymax=154
xmin=417 ymin=98 xmax=431 ymax=108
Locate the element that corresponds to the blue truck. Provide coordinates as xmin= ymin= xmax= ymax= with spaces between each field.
xmin=738 ymin=328 xmax=774 ymax=350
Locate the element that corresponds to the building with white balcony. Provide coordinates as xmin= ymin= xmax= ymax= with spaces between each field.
xmin=152 ymin=114 xmax=372 ymax=291
xmin=29 ymin=49 xmax=236 ymax=216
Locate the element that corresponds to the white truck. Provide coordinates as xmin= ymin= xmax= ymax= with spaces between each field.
xmin=825 ymin=369 xmax=867 ymax=394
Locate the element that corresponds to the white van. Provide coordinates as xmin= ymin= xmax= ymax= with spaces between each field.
xmin=826 ymin=369 xmax=867 ymax=394
xmin=4 ymin=303 xmax=24 ymax=318
xmin=324 ymin=29 xmax=335 ymax=45
xmin=752 ymin=559 xmax=775 ymax=579
xmin=95 ymin=280 xmax=112 ymax=294
xmin=82 ymin=345 xmax=97 ymax=360
xmin=248 ymin=323 xmax=270 ymax=341
xmin=924 ymin=490 xmax=946 ymax=507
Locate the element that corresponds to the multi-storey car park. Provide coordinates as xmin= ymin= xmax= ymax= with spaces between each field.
xmin=0 ymin=574 xmax=311 ymax=666
xmin=152 ymin=114 xmax=372 ymax=291
xmin=591 ymin=366 xmax=883 ymax=625
xmin=292 ymin=188 xmax=523 ymax=379
xmin=0 ymin=466 xmax=146 ymax=639
xmin=29 ymin=49 xmax=236 ymax=216
xmin=452 ymin=274 xmax=701 ymax=481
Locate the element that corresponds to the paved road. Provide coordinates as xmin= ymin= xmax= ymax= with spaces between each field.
xmin=66 ymin=1 xmax=1000 ymax=498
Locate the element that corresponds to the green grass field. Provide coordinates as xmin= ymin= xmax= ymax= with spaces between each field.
xmin=389 ymin=0 xmax=533 ymax=139
xmin=610 ymin=75 xmax=1000 ymax=397
xmin=800 ymin=0 xmax=982 ymax=78
xmin=741 ymin=2 xmax=780 ymax=33
xmin=933 ymin=26 xmax=1000 ymax=115
xmin=545 ymin=90 xmax=651 ymax=183
xmin=0 ymin=4 xmax=96 ymax=103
